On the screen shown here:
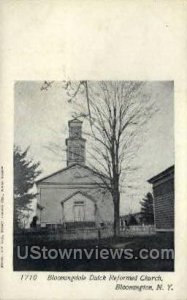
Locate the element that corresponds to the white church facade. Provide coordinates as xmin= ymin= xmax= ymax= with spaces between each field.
xmin=36 ymin=119 xmax=114 ymax=229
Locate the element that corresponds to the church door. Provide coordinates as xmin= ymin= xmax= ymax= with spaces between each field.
xmin=73 ymin=201 xmax=85 ymax=222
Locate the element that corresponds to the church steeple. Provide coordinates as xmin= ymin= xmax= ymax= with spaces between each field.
xmin=66 ymin=119 xmax=86 ymax=166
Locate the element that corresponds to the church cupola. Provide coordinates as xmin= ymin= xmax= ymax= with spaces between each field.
xmin=66 ymin=118 xmax=86 ymax=166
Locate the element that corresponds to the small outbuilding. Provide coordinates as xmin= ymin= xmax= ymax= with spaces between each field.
xmin=148 ymin=165 xmax=174 ymax=232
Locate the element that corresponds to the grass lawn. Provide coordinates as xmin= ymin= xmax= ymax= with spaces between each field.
xmin=14 ymin=232 xmax=174 ymax=271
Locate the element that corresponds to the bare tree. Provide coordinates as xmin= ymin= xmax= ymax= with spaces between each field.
xmin=41 ymin=81 xmax=156 ymax=237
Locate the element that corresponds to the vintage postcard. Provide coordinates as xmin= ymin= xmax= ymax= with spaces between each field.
xmin=0 ymin=1 xmax=187 ymax=299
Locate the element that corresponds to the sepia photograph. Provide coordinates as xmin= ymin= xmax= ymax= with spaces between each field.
xmin=13 ymin=80 xmax=174 ymax=271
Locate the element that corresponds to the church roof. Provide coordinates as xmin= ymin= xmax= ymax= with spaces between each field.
xmin=35 ymin=163 xmax=109 ymax=185
xmin=35 ymin=163 xmax=80 ymax=184
xmin=148 ymin=165 xmax=174 ymax=184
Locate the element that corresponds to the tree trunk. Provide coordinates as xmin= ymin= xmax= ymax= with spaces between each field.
xmin=113 ymin=191 xmax=120 ymax=238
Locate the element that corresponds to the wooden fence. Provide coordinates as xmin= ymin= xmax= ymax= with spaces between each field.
xmin=15 ymin=224 xmax=155 ymax=243
xmin=120 ymin=225 xmax=156 ymax=237
xmin=14 ymin=226 xmax=114 ymax=242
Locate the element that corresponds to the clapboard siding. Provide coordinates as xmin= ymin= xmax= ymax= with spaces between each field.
xmin=148 ymin=166 xmax=174 ymax=231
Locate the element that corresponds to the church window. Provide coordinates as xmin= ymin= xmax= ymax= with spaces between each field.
xmin=69 ymin=147 xmax=74 ymax=160
xmin=74 ymin=146 xmax=80 ymax=160
xmin=71 ymin=126 xmax=81 ymax=138
xmin=69 ymin=146 xmax=82 ymax=161
xmin=69 ymin=146 xmax=81 ymax=161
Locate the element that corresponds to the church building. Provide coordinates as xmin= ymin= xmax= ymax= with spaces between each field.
xmin=36 ymin=119 xmax=114 ymax=229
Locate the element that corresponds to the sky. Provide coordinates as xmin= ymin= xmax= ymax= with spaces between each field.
xmin=14 ymin=81 xmax=174 ymax=215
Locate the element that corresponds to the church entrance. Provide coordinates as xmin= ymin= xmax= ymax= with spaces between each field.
xmin=62 ymin=191 xmax=97 ymax=229
xmin=73 ymin=201 xmax=85 ymax=222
